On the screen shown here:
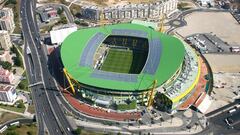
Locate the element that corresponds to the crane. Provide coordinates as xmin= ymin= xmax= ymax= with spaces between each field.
xmin=147 ymin=80 xmax=157 ymax=109
xmin=159 ymin=13 xmax=166 ymax=33
xmin=63 ymin=68 xmax=81 ymax=95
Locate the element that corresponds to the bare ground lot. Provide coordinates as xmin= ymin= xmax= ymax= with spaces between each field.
xmin=204 ymin=54 xmax=240 ymax=73
xmin=0 ymin=112 xmax=23 ymax=124
xmin=177 ymin=12 xmax=240 ymax=46
xmin=206 ymin=72 xmax=240 ymax=113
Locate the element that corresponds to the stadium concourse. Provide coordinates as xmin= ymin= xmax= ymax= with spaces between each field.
xmin=178 ymin=55 xmax=210 ymax=111
xmin=59 ymin=23 xmax=211 ymax=120
xmin=62 ymin=89 xmax=141 ymax=121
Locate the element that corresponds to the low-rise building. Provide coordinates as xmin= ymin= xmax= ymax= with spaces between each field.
xmin=37 ymin=6 xmax=59 ymax=23
xmin=50 ymin=24 xmax=77 ymax=44
xmin=0 ymin=30 xmax=12 ymax=50
xmin=0 ymin=8 xmax=15 ymax=33
xmin=0 ymin=50 xmax=13 ymax=64
xmin=0 ymin=67 xmax=14 ymax=84
xmin=0 ymin=85 xmax=17 ymax=102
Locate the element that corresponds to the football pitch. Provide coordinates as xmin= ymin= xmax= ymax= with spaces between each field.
xmin=101 ymin=48 xmax=147 ymax=74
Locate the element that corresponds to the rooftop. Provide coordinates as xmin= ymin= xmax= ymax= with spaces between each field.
xmin=0 ymin=85 xmax=13 ymax=92
xmin=61 ymin=23 xmax=185 ymax=91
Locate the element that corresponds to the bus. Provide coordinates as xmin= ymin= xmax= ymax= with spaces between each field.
xmin=10 ymin=121 xmax=20 ymax=126
xmin=0 ymin=125 xmax=8 ymax=133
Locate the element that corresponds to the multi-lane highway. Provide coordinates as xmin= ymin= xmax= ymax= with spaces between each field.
xmin=20 ymin=0 xmax=73 ymax=134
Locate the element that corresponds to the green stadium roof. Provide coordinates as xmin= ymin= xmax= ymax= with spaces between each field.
xmin=61 ymin=23 xmax=185 ymax=91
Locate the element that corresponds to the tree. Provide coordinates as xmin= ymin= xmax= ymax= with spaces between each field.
xmin=59 ymin=16 xmax=68 ymax=24
xmin=18 ymin=82 xmax=25 ymax=90
xmin=27 ymin=131 xmax=33 ymax=135
xmin=13 ymin=56 xmax=22 ymax=67
xmin=13 ymin=69 xmax=16 ymax=74
xmin=5 ymin=0 xmax=17 ymax=5
xmin=10 ymin=46 xmax=18 ymax=54
xmin=11 ymin=46 xmax=23 ymax=67
xmin=72 ymin=128 xmax=82 ymax=135
xmin=57 ymin=7 xmax=63 ymax=15
xmin=0 ymin=61 xmax=12 ymax=70
xmin=74 ymin=20 xmax=80 ymax=25
xmin=17 ymin=101 xmax=25 ymax=108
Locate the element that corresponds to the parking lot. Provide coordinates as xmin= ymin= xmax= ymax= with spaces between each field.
xmin=185 ymin=33 xmax=233 ymax=53
xmin=177 ymin=11 xmax=240 ymax=46
xmin=231 ymin=10 xmax=240 ymax=24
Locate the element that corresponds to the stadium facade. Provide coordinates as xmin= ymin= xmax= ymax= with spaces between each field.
xmin=60 ymin=23 xmax=201 ymax=113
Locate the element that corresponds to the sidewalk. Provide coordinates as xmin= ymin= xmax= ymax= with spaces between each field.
xmin=74 ymin=115 xmax=204 ymax=135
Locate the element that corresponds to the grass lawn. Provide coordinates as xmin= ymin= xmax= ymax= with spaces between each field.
xmin=73 ymin=127 xmax=105 ymax=135
xmin=101 ymin=49 xmax=133 ymax=73
xmin=101 ymin=49 xmax=147 ymax=74
xmin=0 ymin=112 xmax=23 ymax=124
xmin=0 ymin=105 xmax=25 ymax=113
xmin=80 ymin=130 xmax=105 ymax=135
xmin=0 ymin=100 xmax=26 ymax=113
xmin=1 ymin=124 xmax=37 ymax=135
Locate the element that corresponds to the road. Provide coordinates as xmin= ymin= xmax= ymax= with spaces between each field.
xmin=0 ymin=118 xmax=34 ymax=130
xmin=20 ymin=0 xmax=73 ymax=134
xmin=200 ymin=99 xmax=240 ymax=135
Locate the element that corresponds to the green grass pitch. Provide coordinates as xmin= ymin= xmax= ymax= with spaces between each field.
xmin=101 ymin=48 xmax=147 ymax=74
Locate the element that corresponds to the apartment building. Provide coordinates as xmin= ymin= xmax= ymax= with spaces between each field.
xmin=0 ymin=30 xmax=12 ymax=50
xmin=81 ymin=0 xmax=178 ymax=21
xmin=0 ymin=8 xmax=15 ymax=33
xmin=0 ymin=67 xmax=14 ymax=84
xmin=0 ymin=50 xmax=13 ymax=64
xmin=0 ymin=85 xmax=16 ymax=102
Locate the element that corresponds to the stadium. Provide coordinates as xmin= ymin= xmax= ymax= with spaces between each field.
xmin=60 ymin=23 xmax=201 ymax=112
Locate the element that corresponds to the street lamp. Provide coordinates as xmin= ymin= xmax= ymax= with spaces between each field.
xmin=195 ymin=122 xmax=199 ymax=130
xmin=170 ymin=115 xmax=174 ymax=124
xmin=186 ymin=125 xmax=191 ymax=132
xmin=160 ymin=117 xmax=164 ymax=126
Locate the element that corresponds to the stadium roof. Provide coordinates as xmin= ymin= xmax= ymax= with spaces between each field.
xmin=61 ymin=23 xmax=185 ymax=91
xmin=131 ymin=20 xmax=158 ymax=30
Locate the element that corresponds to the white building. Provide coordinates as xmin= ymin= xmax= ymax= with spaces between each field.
xmin=0 ymin=85 xmax=17 ymax=102
xmin=50 ymin=24 xmax=77 ymax=45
